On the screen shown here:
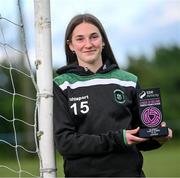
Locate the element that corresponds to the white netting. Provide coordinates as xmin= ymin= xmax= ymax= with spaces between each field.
xmin=0 ymin=1 xmax=42 ymax=177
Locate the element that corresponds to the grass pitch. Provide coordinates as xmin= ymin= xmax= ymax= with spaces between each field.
xmin=0 ymin=140 xmax=179 ymax=177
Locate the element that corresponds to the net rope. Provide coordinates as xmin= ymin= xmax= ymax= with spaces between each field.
xmin=0 ymin=1 xmax=42 ymax=177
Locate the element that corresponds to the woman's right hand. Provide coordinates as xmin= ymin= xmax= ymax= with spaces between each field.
xmin=125 ymin=127 xmax=149 ymax=145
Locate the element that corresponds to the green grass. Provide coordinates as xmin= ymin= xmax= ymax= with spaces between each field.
xmin=143 ymin=140 xmax=180 ymax=177
xmin=0 ymin=156 xmax=64 ymax=177
xmin=0 ymin=140 xmax=179 ymax=177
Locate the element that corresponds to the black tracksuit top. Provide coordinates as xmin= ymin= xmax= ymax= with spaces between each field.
xmin=53 ymin=62 xmax=161 ymax=177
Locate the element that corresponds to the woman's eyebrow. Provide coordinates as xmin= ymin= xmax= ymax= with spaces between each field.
xmin=90 ymin=32 xmax=99 ymax=36
xmin=74 ymin=32 xmax=99 ymax=38
xmin=74 ymin=34 xmax=84 ymax=38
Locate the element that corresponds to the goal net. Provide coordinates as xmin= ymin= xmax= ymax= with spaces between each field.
xmin=0 ymin=0 xmax=56 ymax=177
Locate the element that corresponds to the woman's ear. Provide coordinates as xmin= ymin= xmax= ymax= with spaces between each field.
xmin=102 ymin=42 xmax=105 ymax=48
xmin=67 ymin=40 xmax=74 ymax=52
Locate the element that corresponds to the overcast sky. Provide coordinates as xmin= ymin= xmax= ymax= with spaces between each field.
xmin=0 ymin=0 xmax=180 ymax=69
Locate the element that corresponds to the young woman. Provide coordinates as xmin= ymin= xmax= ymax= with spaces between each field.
xmin=53 ymin=13 xmax=172 ymax=177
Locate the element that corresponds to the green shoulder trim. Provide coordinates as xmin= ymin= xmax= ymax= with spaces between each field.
xmin=54 ymin=73 xmax=74 ymax=86
xmin=54 ymin=69 xmax=137 ymax=86
xmin=110 ymin=69 xmax=138 ymax=83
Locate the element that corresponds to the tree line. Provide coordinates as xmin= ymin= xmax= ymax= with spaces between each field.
xmin=0 ymin=45 xmax=179 ymax=144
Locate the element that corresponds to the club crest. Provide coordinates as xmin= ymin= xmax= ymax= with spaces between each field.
xmin=114 ymin=89 xmax=125 ymax=104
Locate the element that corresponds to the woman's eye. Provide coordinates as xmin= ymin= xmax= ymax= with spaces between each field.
xmin=76 ymin=38 xmax=84 ymax=42
xmin=91 ymin=35 xmax=98 ymax=39
xmin=90 ymin=34 xmax=99 ymax=41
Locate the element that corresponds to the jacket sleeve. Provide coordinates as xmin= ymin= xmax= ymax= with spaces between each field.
xmin=53 ymin=82 xmax=126 ymax=158
xmin=131 ymin=82 xmax=162 ymax=151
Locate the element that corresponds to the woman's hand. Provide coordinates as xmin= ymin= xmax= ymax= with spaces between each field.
xmin=152 ymin=122 xmax=173 ymax=144
xmin=125 ymin=127 xmax=148 ymax=145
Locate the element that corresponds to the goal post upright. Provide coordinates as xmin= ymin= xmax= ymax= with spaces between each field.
xmin=34 ymin=0 xmax=56 ymax=177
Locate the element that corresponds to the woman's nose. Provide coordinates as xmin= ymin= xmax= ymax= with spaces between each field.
xmin=84 ymin=38 xmax=93 ymax=48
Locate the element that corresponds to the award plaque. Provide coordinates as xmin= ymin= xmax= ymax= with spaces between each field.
xmin=137 ymin=88 xmax=168 ymax=138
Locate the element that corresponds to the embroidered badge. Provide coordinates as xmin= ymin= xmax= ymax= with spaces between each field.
xmin=114 ymin=89 xmax=125 ymax=104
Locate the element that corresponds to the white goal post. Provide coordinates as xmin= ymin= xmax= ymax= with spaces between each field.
xmin=34 ymin=0 xmax=56 ymax=177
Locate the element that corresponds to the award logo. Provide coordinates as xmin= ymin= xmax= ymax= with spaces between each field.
xmin=141 ymin=106 xmax=162 ymax=127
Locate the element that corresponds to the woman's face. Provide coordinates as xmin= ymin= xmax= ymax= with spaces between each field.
xmin=69 ymin=22 xmax=104 ymax=67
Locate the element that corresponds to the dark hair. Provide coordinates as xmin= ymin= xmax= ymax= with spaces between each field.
xmin=64 ymin=13 xmax=118 ymax=65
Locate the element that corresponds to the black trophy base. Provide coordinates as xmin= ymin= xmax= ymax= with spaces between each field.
xmin=139 ymin=127 xmax=168 ymax=138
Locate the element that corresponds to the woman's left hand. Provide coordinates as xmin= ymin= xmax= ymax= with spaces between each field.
xmin=152 ymin=122 xmax=173 ymax=144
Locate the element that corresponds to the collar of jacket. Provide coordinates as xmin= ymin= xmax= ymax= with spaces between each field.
xmin=56 ymin=60 xmax=119 ymax=76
